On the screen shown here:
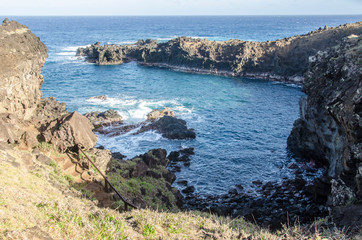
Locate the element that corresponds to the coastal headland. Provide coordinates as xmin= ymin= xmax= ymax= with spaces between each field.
xmin=77 ymin=21 xmax=362 ymax=84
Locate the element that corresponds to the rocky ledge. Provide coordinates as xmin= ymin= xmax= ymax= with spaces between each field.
xmin=77 ymin=22 xmax=362 ymax=83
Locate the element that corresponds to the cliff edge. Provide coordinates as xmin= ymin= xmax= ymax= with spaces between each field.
xmin=0 ymin=18 xmax=48 ymax=120
xmin=288 ymin=35 xmax=362 ymax=205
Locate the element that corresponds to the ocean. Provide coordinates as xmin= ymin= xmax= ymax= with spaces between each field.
xmin=5 ymin=15 xmax=361 ymax=195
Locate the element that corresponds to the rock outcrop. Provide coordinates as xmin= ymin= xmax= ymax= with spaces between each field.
xmin=137 ymin=116 xmax=196 ymax=139
xmin=288 ymin=35 xmax=362 ymax=203
xmin=108 ymin=148 xmax=183 ymax=210
xmin=0 ymin=18 xmax=48 ymax=120
xmin=77 ymin=22 xmax=362 ymax=83
xmin=147 ymin=107 xmax=175 ymax=120
xmin=84 ymin=109 xmax=123 ymax=129
xmin=42 ymin=111 xmax=98 ymax=152
xmin=34 ymin=97 xmax=68 ymax=125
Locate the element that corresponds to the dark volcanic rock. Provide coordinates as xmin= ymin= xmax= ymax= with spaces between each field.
xmin=137 ymin=116 xmax=196 ymax=139
xmin=84 ymin=109 xmax=122 ymax=129
xmin=77 ymin=22 xmax=362 ymax=83
xmin=288 ymin=35 xmax=362 ymax=204
xmin=108 ymin=148 xmax=182 ymax=210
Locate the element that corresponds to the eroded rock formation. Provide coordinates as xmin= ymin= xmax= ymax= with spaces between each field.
xmin=0 ymin=18 xmax=48 ymax=120
xmin=42 ymin=111 xmax=98 ymax=152
xmin=77 ymin=22 xmax=362 ymax=83
xmin=288 ymin=35 xmax=362 ymax=203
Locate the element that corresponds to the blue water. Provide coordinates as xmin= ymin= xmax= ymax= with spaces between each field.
xmin=5 ymin=15 xmax=361 ymax=194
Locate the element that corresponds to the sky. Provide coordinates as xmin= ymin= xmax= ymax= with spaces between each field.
xmin=0 ymin=0 xmax=361 ymax=16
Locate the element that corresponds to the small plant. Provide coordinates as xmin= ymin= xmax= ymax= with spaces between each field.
xmin=37 ymin=142 xmax=53 ymax=151
xmin=143 ymin=224 xmax=156 ymax=237
xmin=63 ymin=174 xmax=74 ymax=185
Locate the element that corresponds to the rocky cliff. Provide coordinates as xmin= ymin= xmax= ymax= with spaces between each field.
xmin=288 ymin=35 xmax=362 ymax=204
xmin=77 ymin=22 xmax=362 ymax=83
xmin=0 ymin=18 xmax=48 ymax=120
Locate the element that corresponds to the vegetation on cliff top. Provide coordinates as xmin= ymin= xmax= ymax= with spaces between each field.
xmin=0 ymin=143 xmax=355 ymax=240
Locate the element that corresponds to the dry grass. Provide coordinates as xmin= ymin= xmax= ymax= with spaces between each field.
xmin=0 ymin=144 xmax=352 ymax=240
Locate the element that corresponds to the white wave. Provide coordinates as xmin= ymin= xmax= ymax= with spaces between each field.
xmin=85 ymin=95 xmax=194 ymax=123
xmin=55 ymin=52 xmax=76 ymax=56
xmin=115 ymin=41 xmax=136 ymax=45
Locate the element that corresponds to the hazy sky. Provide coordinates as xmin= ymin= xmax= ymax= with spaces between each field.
xmin=1 ymin=0 xmax=361 ymax=16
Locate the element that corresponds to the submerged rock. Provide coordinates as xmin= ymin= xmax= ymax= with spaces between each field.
xmin=88 ymin=95 xmax=107 ymax=101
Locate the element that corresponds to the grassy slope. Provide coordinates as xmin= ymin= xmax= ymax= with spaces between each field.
xmin=0 ymin=144 xmax=352 ymax=240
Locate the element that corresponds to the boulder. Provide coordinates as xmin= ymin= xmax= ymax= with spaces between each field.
xmin=41 ymin=111 xmax=97 ymax=152
xmin=137 ymin=116 xmax=196 ymax=139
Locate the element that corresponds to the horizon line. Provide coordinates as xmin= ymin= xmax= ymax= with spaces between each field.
xmin=2 ymin=14 xmax=362 ymax=17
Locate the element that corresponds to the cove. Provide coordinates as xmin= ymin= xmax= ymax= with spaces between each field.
xmin=43 ymin=60 xmax=304 ymax=195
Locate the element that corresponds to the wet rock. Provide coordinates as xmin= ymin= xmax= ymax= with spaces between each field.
xmin=112 ymin=152 xmax=126 ymax=160
xmin=228 ymin=188 xmax=238 ymax=195
xmin=252 ymin=180 xmax=263 ymax=185
xmin=137 ymin=116 xmax=196 ymax=139
xmin=88 ymin=95 xmax=107 ymax=101
xmin=288 ymin=163 xmax=299 ymax=169
xmin=177 ymin=180 xmax=188 ymax=186
xmin=182 ymin=186 xmax=195 ymax=194
xmin=84 ymin=109 xmax=122 ymax=129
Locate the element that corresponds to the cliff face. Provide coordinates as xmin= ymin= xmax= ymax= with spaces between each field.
xmin=0 ymin=18 xmax=48 ymax=120
xmin=288 ymin=35 xmax=362 ymax=202
xmin=77 ymin=22 xmax=362 ymax=83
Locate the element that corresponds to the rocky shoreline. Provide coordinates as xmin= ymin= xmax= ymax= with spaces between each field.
xmin=77 ymin=22 xmax=362 ymax=84
xmin=1 ymin=18 xmax=361 ymax=235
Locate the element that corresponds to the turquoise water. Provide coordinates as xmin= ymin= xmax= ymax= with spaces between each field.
xmin=5 ymin=15 xmax=361 ymax=194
